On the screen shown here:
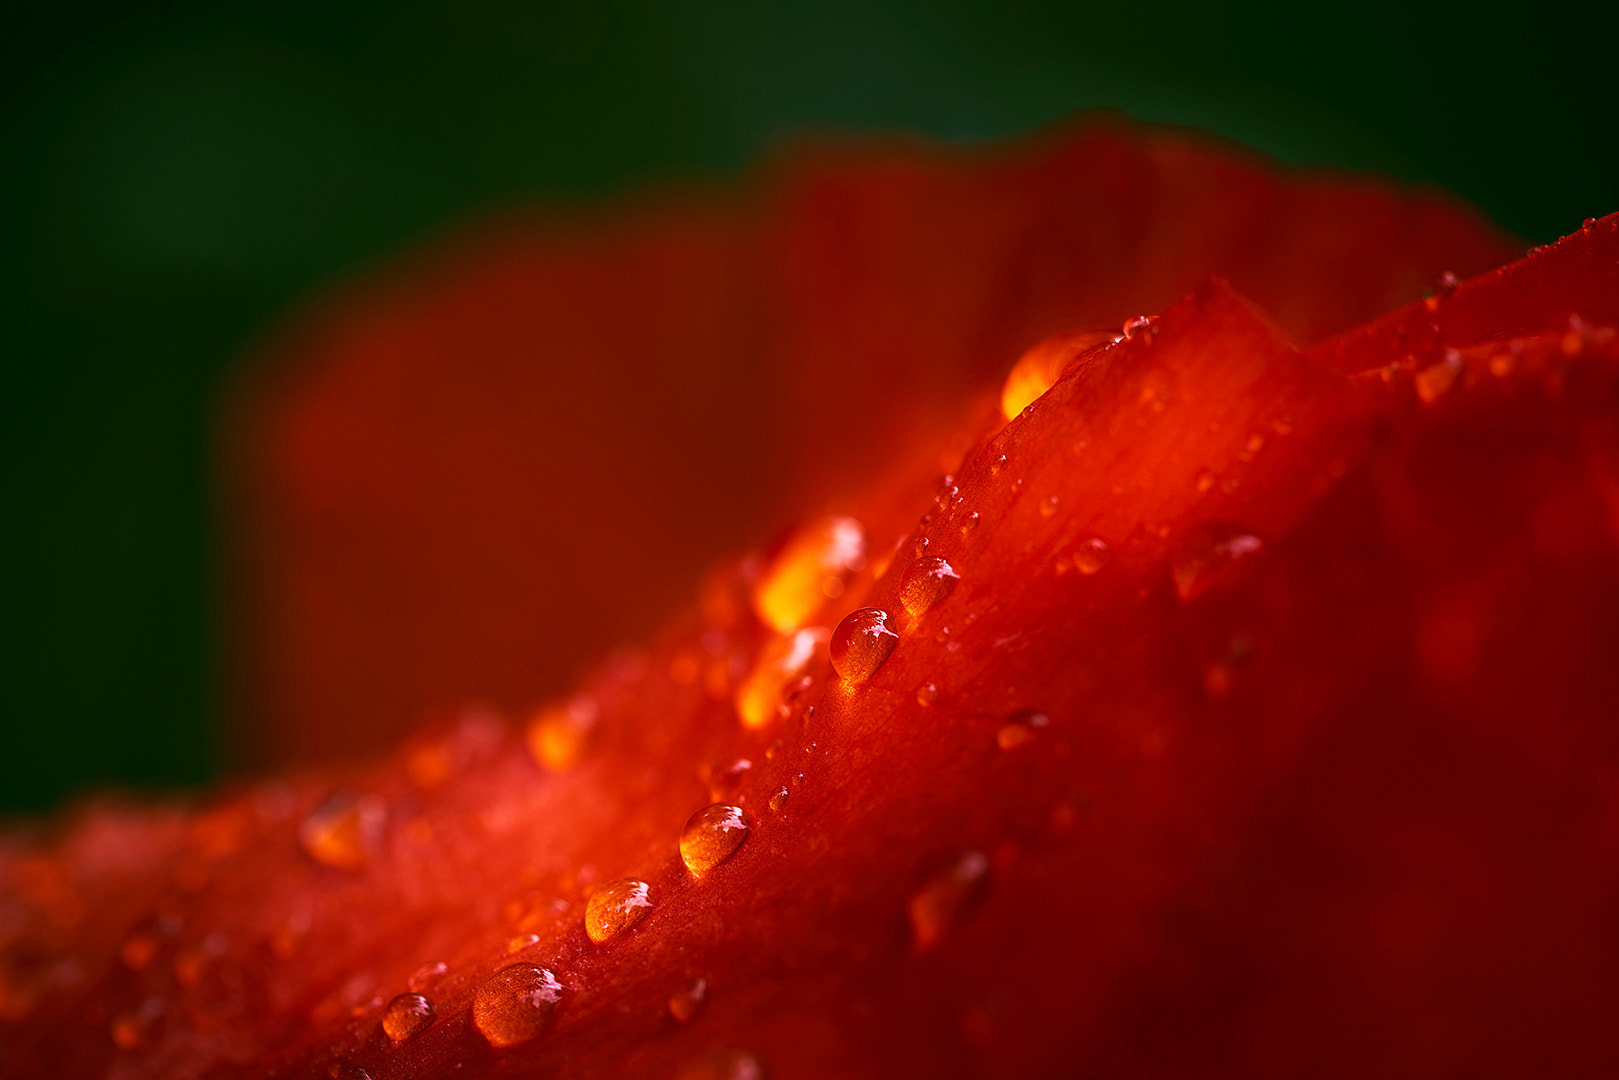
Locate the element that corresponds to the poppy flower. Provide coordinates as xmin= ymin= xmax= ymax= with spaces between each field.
xmin=2 ymin=121 xmax=1616 ymax=1079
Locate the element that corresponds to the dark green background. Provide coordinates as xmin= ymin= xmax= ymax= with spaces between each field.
xmin=2 ymin=0 xmax=1612 ymax=812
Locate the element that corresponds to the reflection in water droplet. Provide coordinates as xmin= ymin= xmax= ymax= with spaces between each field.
xmin=830 ymin=608 xmax=900 ymax=682
xmin=382 ymin=992 xmax=436 ymax=1042
xmin=900 ymin=557 xmax=959 ymax=619
xmin=408 ymin=961 xmax=449 ymax=993
xmin=680 ymin=804 xmax=752 ymax=877
xmin=473 ymin=964 xmax=563 ymax=1048
xmin=668 ymin=977 xmax=709 ymax=1023
xmin=913 ymin=535 xmax=931 ymax=557
xmin=768 ymin=786 xmax=790 ymax=813
xmin=526 ymin=694 xmax=601 ymax=772
xmin=752 ymin=516 xmax=867 ymax=633
xmin=1171 ymin=523 xmax=1263 ymax=601
xmin=585 ymin=879 xmax=654 ymax=944
xmin=298 ymin=793 xmax=385 ymax=872
xmin=909 ymin=852 xmax=992 ymax=951
xmin=916 ymin=683 xmax=939 ymax=707
xmin=733 ymin=627 xmax=826 ymax=730
xmin=1072 ymin=538 xmax=1111 ymax=575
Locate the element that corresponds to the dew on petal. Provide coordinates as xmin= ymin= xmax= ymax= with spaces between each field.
xmin=525 ymin=694 xmax=601 ymax=772
xmin=680 ymin=804 xmax=752 ymax=877
xmin=916 ymin=682 xmax=940 ymax=707
xmin=909 ymin=851 xmax=992 ymax=951
xmin=1040 ymin=495 xmax=1060 ymax=518
xmin=829 ymin=608 xmax=900 ymax=682
xmin=668 ymin=977 xmax=709 ymax=1024
xmin=900 ymin=557 xmax=960 ymax=620
xmin=1171 ymin=523 xmax=1263 ymax=601
xmin=677 ymin=1048 xmax=765 ymax=1080
xmin=473 ymin=963 xmax=563 ymax=1048
xmin=752 ymin=516 xmax=866 ymax=633
xmin=585 ymin=878 xmax=654 ymax=944
xmin=734 ymin=628 xmax=827 ymax=730
xmin=408 ymin=961 xmax=449 ymax=993
xmin=298 ymin=793 xmax=385 ymax=872
xmin=382 ymin=992 xmax=436 ymax=1042
xmin=1071 ymin=537 xmax=1111 ymax=575
xmin=768 ymin=786 xmax=790 ymax=813
xmin=996 ymin=711 xmax=1049 ymax=751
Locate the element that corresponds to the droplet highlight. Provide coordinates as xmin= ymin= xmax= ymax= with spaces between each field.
xmin=1171 ymin=523 xmax=1263 ymax=601
xmin=473 ymin=963 xmax=563 ymax=1049
xmin=585 ymin=878 xmax=654 ymax=944
xmin=680 ymin=804 xmax=752 ymax=877
xmin=900 ymin=557 xmax=959 ymax=620
xmin=768 ymin=785 xmax=790 ymax=813
xmin=909 ymin=851 xmax=992 ymax=951
xmin=1071 ymin=537 xmax=1111 ymax=575
xmin=829 ymin=608 xmax=899 ymax=683
xmin=751 ymin=516 xmax=866 ymax=633
xmin=382 ymin=992 xmax=436 ymax=1042
xmin=668 ymin=977 xmax=709 ymax=1023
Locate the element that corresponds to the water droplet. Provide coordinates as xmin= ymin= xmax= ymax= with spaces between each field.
xmin=668 ymin=977 xmax=709 ymax=1023
xmin=706 ymin=758 xmax=752 ymax=800
xmin=585 ymin=879 xmax=654 ymax=944
xmin=1415 ymin=348 xmax=1464 ymax=405
xmin=960 ymin=511 xmax=979 ymax=534
xmin=328 ymin=1062 xmax=372 ymax=1080
xmin=916 ymin=682 xmax=939 ymax=707
xmin=473 ymin=963 xmax=563 ymax=1048
xmin=1433 ymin=270 xmax=1460 ymax=298
xmin=1071 ymin=537 xmax=1111 ymax=575
xmin=677 ymin=1049 xmax=765 ymax=1080
xmin=908 ymin=852 xmax=992 ymax=951
xmin=936 ymin=482 xmax=959 ymax=511
xmin=1040 ymin=495 xmax=1060 ymax=518
xmin=768 ymin=786 xmax=790 ymax=813
xmin=751 ymin=516 xmax=867 ymax=633
xmin=900 ymin=557 xmax=959 ymax=620
xmin=996 ymin=711 xmax=1049 ymax=751
xmin=1171 ymin=523 xmax=1263 ymax=601
xmin=829 ymin=608 xmax=899 ymax=682
xmin=526 ymin=694 xmax=601 ymax=772
xmin=408 ymin=961 xmax=449 ymax=993
xmin=382 ymin=992 xmax=436 ymax=1042
xmin=913 ymin=535 xmax=931 ymax=556
xmin=990 ymin=453 xmax=1007 ymax=475
xmin=1121 ymin=315 xmax=1157 ymax=341
xmin=1584 ymin=217 xmax=1598 ymax=230
xmin=298 ymin=792 xmax=385 ymax=872
xmin=507 ymin=933 xmax=540 ymax=954
xmin=680 ymin=804 xmax=752 ymax=877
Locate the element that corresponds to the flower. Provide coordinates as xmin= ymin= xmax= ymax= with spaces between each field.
xmin=3 ymin=121 xmax=1616 ymax=1078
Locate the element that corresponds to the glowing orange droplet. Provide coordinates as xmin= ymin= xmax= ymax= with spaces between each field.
xmin=829 ymin=608 xmax=899 ymax=682
xmin=733 ymin=628 xmax=827 ymax=730
xmin=900 ymin=557 xmax=959 ymax=620
xmin=680 ymin=803 xmax=752 ymax=877
xmin=381 ymin=992 xmax=436 ymax=1042
xmin=297 ymin=793 xmax=385 ymax=872
xmin=473 ymin=963 xmax=563 ymax=1048
xmin=767 ymin=785 xmax=790 ymax=813
xmin=585 ymin=878 xmax=654 ymax=944
xmin=1171 ymin=522 xmax=1263 ymax=601
xmin=1072 ymin=537 xmax=1111 ymax=574
xmin=525 ymin=694 xmax=600 ymax=771
xmin=909 ymin=851 xmax=992 ymax=952
xmin=751 ymin=516 xmax=866 ymax=633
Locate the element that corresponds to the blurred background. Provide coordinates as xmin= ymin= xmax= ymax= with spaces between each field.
xmin=1 ymin=0 xmax=1613 ymax=813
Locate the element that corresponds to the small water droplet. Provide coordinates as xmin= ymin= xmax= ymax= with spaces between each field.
xmin=899 ymin=557 xmax=959 ymax=619
xmin=526 ymin=694 xmax=601 ymax=772
xmin=1121 ymin=315 xmax=1156 ymax=341
xmin=706 ymin=758 xmax=752 ymax=800
xmin=990 ymin=453 xmax=1007 ymax=474
xmin=913 ymin=535 xmax=931 ymax=556
xmin=829 ymin=608 xmax=900 ymax=682
xmin=680 ymin=804 xmax=752 ymax=877
xmin=960 ymin=511 xmax=979 ymax=534
xmin=1071 ymin=537 xmax=1111 ymax=574
xmin=909 ymin=852 xmax=992 ymax=951
xmin=1195 ymin=469 xmax=1216 ymax=494
xmin=916 ymin=682 xmax=939 ymax=707
xmin=298 ymin=792 xmax=385 ymax=872
xmin=668 ymin=977 xmax=709 ymax=1023
xmin=408 ymin=961 xmax=449 ymax=993
xmin=768 ymin=786 xmax=790 ymax=813
xmin=1040 ymin=495 xmax=1059 ymax=518
xmin=751 ymin=516 xmax=867 ymax=633
xmin=1171 ymin=523 xmax=1263 ymax=601
xmin=677 ymin=1049 xmax=765 ymax=1080
xmin=585 ymin=879 xmax=654 ymax=944
xmin=995 ymin=711 xmax=1049 ymax=751
xmin=382 ymin=992 xmax=436 ymax=1042
xmin=936 ymin=483 xmax=958 ymax=511
xmin=1584 ymin=217 xmax=1598 ymax=230
xmin=473 ymin=963 xmax=563 ymax=1048
xmin=507 ymin=933 xmax=540 ymax=954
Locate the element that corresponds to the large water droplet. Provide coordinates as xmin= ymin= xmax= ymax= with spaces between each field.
xmin=525 ymin=694 xmax=601 ymax=772
xmin=829 ymin=608 xmax=899 ymax=682
xmin=585 ymin=879 xmax=654 ymax=944
xmin=1171 ymin=523 xmax=1263 ymax=601
xmin=382 ymin=992 xmax=436 ymax=1042
xmin=751 ymin=516 xmax=867 ymax=633
xmin=668 ymin=977 xmax=709 ymax=1023
xmin=473 ymin=963 xmax=563 ymax=1048
xmin=900 ymin=557 xmax=959 ymax=620
xmin=298 ymin=793 xmax=385 ymax=872
xmin=733 ymin=628 xmax=827 ymax=730
xmin=680 ymin=804 xmax=752 ymax=877
xmin=909 ymin=851 xmax=992 ymax=951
